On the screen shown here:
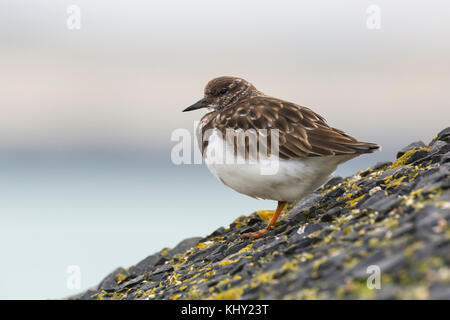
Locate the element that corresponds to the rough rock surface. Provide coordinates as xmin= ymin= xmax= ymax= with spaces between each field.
xmin=73 ymin=127 xmax=450 ymax=300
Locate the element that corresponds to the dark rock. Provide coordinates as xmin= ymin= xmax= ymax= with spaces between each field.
xmin=252 ymin=239 xmax=266 ymax=249
xmin=138 ymin=281 xmax=159 ymax=292
xmin=396 ymin=141 xmax=426 ymax=158
xmin=76 ymin=289 xmax=98 ymax=300
xmin=217 ymin=258 xmax=248 ymax=276
xmin=206 ymin=274 xmax=230 ymax=287
xmin=436 ymin=144 xmax=450 ymax=156
xmin=426 ymin=144 xmax=450 ymax=164
xmin=247 ymin=217 xmax=263 ymax=226
xmin=356 ymin=179 xmax=377 ymax=192
xmin=440 ymin=152 xmax=450 ymax=164
xmin=379 ymin=166 xmax=408 ymax=180
xmin=240 ymin=286 xmax=261 ymax=299
xmin=430 ymin=140 xmax=447 ymax=153
xmin=323 ymin=176 xmax=344 ymax=188
xmin=204 ymin=243 xmax=228 ymax=262
xmin=289 ymin=223 xmax=324 ymax=242
xmin=258 ymin=237 xmax=287 ymax=255
xmin=225 ymin=241 xmax=250 ymax=256
xmin=288 ymin=211 xmax=308 ymax=225
xmin=265 ymin=223 xmax=289 ymax=237
xmin=395 ymin=184 xmax=415 ymax=196
xmin=284 ymin=237 xmax=319 ymax=255
xmin=97 ymin=267 xmax=129 ymax=292
xmin=118 ymin=274 xmax=145 ymax=290
xmin=430 ymin=283 xmax=450 ymax=299
xmin=148 ymin=272 xmax=168 ymax=283
xmin=373 ymin=161 xmax=392 ymax=170
xmin=262 ymin=254 xmax=289 ymax=272
xmin=239 ymin=225 xmax=258 ymax=234
xmin=429 ymin=126 xmax=450 ymax=145
xmin=414 ymin=205 xmax=446 ymax=242
xmin=362 ymin=194 xmax=401 ymax=215
xmin=375 ymin=285 xmax=397 ymax=299
xmin=128 ymin=253 xmax=162 ymax=276
xmin=406 ymin=150 xmax=429 ymax=165
xmin=441 ymin=176 xmax=450 ymax=189
xmin=414 ymin=166 xmax=448 ymax=190
xmin=71 ymin=127 xmax=450 ymax=301
xmin=170 ymin=237 xmax=202 ymax=256
xmin=289 ymin=192 xmax=322 ymax=215
xmin=320 ymin=207 xmax=342 ymax=222
xmin=391 ymin=224 xmax=414 ymax=238
xmin=188 ymin=243 xmax=220 ymax=263
xmin=208 ymin=227 xmax=226 ymax=237
xmin=327 ymin=187 xmax=346 ymax=198
xmin=360 ymin=190 xmax=387 ymax=209
xmin=317 ymin=254 xmax=345 ymax=278
xmin=152 ymin=264 xmax=173 ymax=275
xmin=347 ymin=251 xmax=384 ymax=278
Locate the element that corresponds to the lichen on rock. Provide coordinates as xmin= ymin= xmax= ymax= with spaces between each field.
xmin=71 ymin=127 xmax=450 ymax=300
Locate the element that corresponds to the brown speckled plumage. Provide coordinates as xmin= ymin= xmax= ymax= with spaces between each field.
xmin=194 ymin=76 xmax=379 ymax=159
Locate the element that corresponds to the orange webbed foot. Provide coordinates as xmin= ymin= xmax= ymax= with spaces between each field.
xmin=241 ymin=201 xmax=287 ymax=240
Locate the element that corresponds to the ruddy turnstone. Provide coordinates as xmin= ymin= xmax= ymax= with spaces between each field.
xmin=183 ymin=76 xmax=380 ymax=238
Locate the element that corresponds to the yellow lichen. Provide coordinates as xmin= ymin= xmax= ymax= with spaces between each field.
xmin=296 ymin=288 xmax=319 ymax=300
xmin=343 ymin=226 xmax=354 ymax=234
xmin=346 ymin=194 xmax=366 ymax=208
xmin=204 ymin=270 xmax=216 ymax=278
xmin=256 ymin=272 xmax=273 ymax=283
xmin=339 ymin=193 xmax=353 ymax=201
xmin=219 ymin=258 xmax=240 ymax=266
xmin=216 ymin=278 xmax=232 ymax=287
xmin=213 ymin=287 xmax=244 ymax=300
xmin=300 ymin=252 xmax=314 ymax=262
xmin=435 ymin=201 xmax=450 ymax=209
xmin=311 ymin=256 xmax=327 ymax=277
xmin=368 ymin=238 xmax=379 ymax=247
xmin=257 ymin=210 xmax=275 ymax=221
xmin=110 ymin=292 xmax=126 ymax=300
xmin=233 ymin=275 xmax=243 ymax=281
xmin=344 ymin=257 xmax=359 ymax=269
xmin=389 ymin=147 xmax=430 ymax=169
xmin=116 ymin=273 xmax=127 ymax=283
xmin=167 ymin=272 xmax=181 ymax=285
xmin=281 ymin=259 xmax=298 ymax=271
xmin=196 ymin=241 xmax=213 ymax=249
xmin=384 ymin=175 xmax=406 ymax=190
xmin=238 ymin=243 xmax=253 ymax=254
xmin=185 ymin=288 xmax=202 ymax=299
xmin=405 ymin=241 xmax=424 ymax=257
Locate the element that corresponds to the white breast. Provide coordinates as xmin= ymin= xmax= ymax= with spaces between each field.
xmin=202 ymin=129 xmax=354 ymax=201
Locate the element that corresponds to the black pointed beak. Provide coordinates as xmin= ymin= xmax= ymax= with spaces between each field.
xmin=183 ymin=98 xmax=209 ymax=112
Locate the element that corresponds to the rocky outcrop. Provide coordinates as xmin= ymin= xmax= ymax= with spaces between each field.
xmin=73 ymin=127 xmax=450 ymax=300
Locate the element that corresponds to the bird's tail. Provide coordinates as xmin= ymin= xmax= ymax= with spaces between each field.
xmin=350 ymin=141 xmax=381 ymax=154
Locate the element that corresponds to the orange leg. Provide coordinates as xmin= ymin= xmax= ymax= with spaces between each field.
xmin=241 ymin=201 xmax=287 ymax=239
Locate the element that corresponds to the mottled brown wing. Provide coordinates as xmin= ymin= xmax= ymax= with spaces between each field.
xmin=200 ymin=96 xmax=379 ymax=160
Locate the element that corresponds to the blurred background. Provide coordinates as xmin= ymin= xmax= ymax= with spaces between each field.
xmin=0 ymin=0 xmax=449 ymax=299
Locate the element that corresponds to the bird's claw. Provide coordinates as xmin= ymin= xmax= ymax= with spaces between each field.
xmin=241 ymin=227 xmax=271 ymax=239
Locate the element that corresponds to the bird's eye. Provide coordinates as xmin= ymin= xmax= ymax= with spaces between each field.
xmin=219 ymin=88 xmax=228 ymax=95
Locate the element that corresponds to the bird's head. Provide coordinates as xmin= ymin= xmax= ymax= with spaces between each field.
xmin=183 ymin=76 xmax=257 ymax=112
